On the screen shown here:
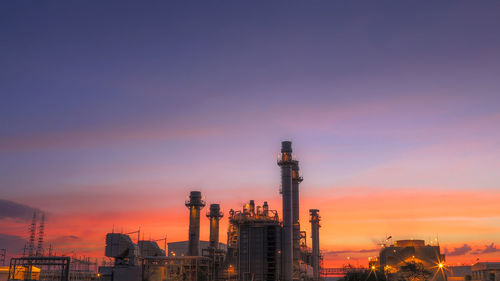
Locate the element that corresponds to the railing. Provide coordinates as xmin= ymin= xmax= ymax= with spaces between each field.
xmin=321 ymin=267 xmax=366 ymax=276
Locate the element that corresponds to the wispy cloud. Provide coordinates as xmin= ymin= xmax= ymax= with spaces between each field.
xmin=324 ymin=248 xmax=379 ymax=256
xmin=0 ymin=233 xmax=26 ymax=254
xmin=445 ymin=244 xmax=472 ymax=256
xmin=0 ymin=199 xmax=40 ymax=220
xmin=481 ymin=243 xmax=499 ymax=254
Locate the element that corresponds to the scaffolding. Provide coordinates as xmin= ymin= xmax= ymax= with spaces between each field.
xmin=9 ymin=256 xmax=70 ymax=281
xmin=141 ymin=256 xmax=211 ymax=281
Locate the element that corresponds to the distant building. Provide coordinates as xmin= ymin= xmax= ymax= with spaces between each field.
xmin=448 ymin=266 xmax=472 ymax=281
xmin=378 ymin=239 xmax=446 ymax=281
xmin=167 ymin=240 xmax=227 ymax=257
xmin=471 ymin=262 xmax=500 ymax=281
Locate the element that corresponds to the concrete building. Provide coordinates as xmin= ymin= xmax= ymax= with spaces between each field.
xmin=472 ymin=263 xmax=500 ymax=281
xmin=378 ymin=239 xmax=446 ymax=281
xmin=448 ymin=266 xmax=472 ymax=281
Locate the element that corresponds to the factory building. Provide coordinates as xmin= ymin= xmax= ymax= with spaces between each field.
xmin=98 ymin=141 xmax=322 ymax=281
xmin=471 ymin=262 xmax=500 ymax=281
xmin=167 ymin=241 xmax=227 ymax=257
xmin=226 ymin=200 xmax=282 ymax=281
xmin=376 ymin=239 xmax=446 ymax=281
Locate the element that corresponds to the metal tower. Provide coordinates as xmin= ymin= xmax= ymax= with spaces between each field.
xmin=36 ymin=213 xmax=45 ymax=256
xmin=292 ymin=159 xmax=303 ymax=278
xmin=310 ymin=209 xmax=321 ymax=281
xmin=278 ymin=141 xmax=294 ymax=281
xmin=0 ymin=249 xmax=6 ymax=266
xmin=28 ymin=211 xmax=37 ymax=257
xmin=185 ymin=191 xmax=206 ymax=256
xmin=206 ymin=204 xmax=223 ymax=249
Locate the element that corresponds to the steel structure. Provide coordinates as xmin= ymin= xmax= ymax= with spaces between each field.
xmin=0 ymin=248 xmax=6 ymax=266
xmin=278 ymin=141 xmax=294 ymax=281
xmin=206 ymin=204 xmax=223 ymax=249
xmin=291 ymin=159 xmax=303 ymax=279
xmin=309 ymin=209 xmax=321 ymax=281
xmin=95 ymin=141 xmax=323 ymax=281
xmin=28 ymin=211 xmax=37 ymax=257
xmin=185 ymin=191 xmax=206 ymax=256
xmin=36 ymin=213 xmax=45 ymax=256
xmin=9 ymin=256 xmax=70 ymax=281
xmin=226 ymin=201 xmax=281 ymax=281
xmin=142 ymin=256 xmax=211 ymax=281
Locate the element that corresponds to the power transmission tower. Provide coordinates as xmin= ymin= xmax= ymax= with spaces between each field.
xmin=0 ymin=249 xmax=6 ymax=265
xmin=28 ymin=211 xmax=37 ymax=256
xmin=36 ymin=213 xmax=45 ymax=256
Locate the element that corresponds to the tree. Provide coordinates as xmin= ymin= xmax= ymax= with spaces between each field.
xmin=393 ymin=262 xmax=432 ymax=281
xmin=342 ymin=269 xmax=387 ymax=281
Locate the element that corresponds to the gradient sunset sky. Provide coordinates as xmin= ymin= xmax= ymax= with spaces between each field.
xmin=1 ymin=1 xmax=500 ymax=267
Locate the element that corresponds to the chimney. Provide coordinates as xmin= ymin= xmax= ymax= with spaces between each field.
xmin=206 ymin=204 xmax=223 ymax=249
xmin=310 ymin=209 xmax=321 ymax=281
xmin=278 ymin=141 xmax=294 ymax=281
xmin=292 ymin=160 xmax=303 ymax=276
xmin=185 ymin=191 xmax=205 ymax=256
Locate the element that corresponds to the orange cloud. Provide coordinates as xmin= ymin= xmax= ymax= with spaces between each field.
xmin=2 ymin=186 xmax=499 ymax=267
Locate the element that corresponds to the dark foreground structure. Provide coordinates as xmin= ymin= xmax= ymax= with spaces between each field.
xmin=368 ymin=239 xmax=447 ymax=281
xmin=98 ymin=141 xmax=322 ymax=281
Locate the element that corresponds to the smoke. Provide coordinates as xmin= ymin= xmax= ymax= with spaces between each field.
xmin=445 ymin=244 xmax=472 ymax=256
xmin=0 ymin=199 xmax=40 ymax=220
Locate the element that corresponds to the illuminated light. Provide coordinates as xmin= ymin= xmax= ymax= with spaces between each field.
xmin=97 ymin=273 xmax=101 ymax=277
xmin=438 ymin=263 xmax=444 ymax=268
xmin=371 ymin=266 xmax=376 ymax=270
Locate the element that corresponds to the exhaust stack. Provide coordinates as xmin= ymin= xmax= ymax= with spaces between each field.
xmin=310 ymin=209 xmax=321 ymax=281
xmin=185 ymin=191 xmax=206 ymax=256
xmin=278 ymin=141 xmax=294 ymax=281
xmin=292 ymin=160 xmax=303 ymax=276
xmin=206 ymin=204 xmax=223 ymax=249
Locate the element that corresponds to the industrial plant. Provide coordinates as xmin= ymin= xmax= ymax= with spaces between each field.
xmin=99 ymin=141 xmax=321 ymax=281
xmin=5 ymin=141 xmax=322 ymax=281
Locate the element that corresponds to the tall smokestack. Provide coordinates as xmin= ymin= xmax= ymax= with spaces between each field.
xmin=310 ymin=209 xmax=321 ymax=281
xmin=206 ymin=204 xmax=223 ymax=249
xmin=278 ymin=141 xmax=294 ymax=281
xmin=185 ymin=191 xmax=206 ymax=256
xmin=292 ymin=160 xmax=303 ymax=277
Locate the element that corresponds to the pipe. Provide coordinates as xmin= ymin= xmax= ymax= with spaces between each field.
xmin=207 ymin=204 xmax=223 ymax=249
xmin=185 ymin=191 xmax=206 ymax=256
xmin=292 ymin=160 xmax=303 ymax=277
xmin=278 ymin=141 xmax=294 ymax=281
xmin=310 ymin=209 xmax=321 ymax=281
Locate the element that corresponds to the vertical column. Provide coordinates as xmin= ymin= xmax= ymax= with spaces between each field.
xmin=292 ymin=160 xmax=303 ymax=278
xmin=207 ymin=204 xmax=223 ymax=249
xmin=185 ymin=191 xmax=206 ymax=256
xmin=310 ymin=209 xmax=321 ymax=281
xmin=278 ymin=141 xmax=294 ymax=281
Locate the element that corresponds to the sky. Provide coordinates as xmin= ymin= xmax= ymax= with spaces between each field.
xmin=1 ymin=1 xmax=500 ymax=267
